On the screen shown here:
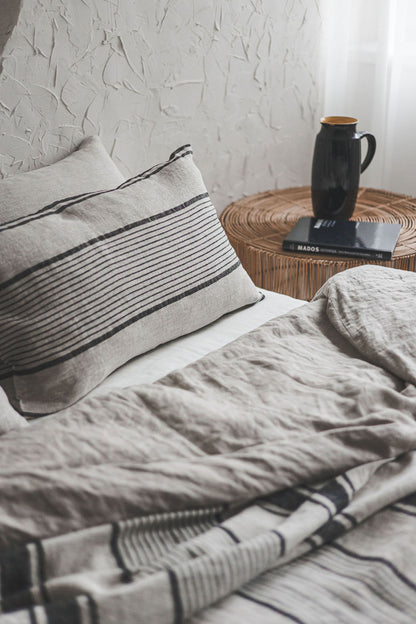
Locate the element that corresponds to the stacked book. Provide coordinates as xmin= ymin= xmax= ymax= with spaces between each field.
xmin=282 ymin=217 xmax=401 ymax=260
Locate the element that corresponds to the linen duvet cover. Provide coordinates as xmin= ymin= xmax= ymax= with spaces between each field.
xmin=0 ymin=264 xmax=416 ymax=623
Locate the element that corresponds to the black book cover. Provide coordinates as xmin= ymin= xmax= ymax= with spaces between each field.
xmin=282 ymin=217 xmax=401 ymax=260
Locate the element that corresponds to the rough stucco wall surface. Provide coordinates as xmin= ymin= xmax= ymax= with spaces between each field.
xmin=0 ymin=0 xmax=321 ymax=212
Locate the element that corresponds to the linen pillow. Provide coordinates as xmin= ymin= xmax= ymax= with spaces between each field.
xmin=0 ymin=386 xmax=28 ymax=434
xmin=0 ymin=145 xmax=262 ymax=415
xmin=0 ymin=136 xmax=125 ymax=223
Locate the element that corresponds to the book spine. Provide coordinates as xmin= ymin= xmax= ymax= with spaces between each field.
xmin=282 ymin=242 xmax=391 ymax=261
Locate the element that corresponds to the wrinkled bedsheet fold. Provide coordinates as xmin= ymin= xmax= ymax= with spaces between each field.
xmin=0 ymin=265 xmax=416 ymax=623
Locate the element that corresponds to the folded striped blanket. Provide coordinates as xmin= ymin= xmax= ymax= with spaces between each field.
xmin=0 ymin=264 xmax=416 ymax=623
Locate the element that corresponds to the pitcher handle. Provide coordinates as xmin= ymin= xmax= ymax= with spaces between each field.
xmin=359 ymin=132 xmax=376 ymax=173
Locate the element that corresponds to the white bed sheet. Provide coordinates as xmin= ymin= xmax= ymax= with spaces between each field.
xmin=90 ymin=289 xmax=305 ymax=397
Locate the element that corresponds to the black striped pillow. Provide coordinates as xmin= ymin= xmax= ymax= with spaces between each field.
xmin=0 ymin=145 xmax=262 ymax=415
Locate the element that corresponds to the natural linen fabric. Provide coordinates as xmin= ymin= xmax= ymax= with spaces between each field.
xmin=0 ymin=386 xmax=27 ymax=434
xmin=0 ymin=265 xmax=416 ymax=622
xmin=0 ymin=145 xmax=261 ymax=414
xmin=0 ymin=136 xmax=125 ymax=222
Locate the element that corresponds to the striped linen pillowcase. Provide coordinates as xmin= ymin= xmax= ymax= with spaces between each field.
xmin=0 ymin=145 xmax=262 ymax=415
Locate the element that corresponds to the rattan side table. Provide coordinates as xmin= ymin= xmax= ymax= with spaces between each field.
xmin=220 ymin=187 xmax=416 ymax=301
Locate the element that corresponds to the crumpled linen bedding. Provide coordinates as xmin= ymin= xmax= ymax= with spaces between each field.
xmin=0 ymin=264 xmax=416 ymax=623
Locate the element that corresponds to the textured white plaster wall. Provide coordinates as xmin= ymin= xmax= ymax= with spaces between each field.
xmin=0 ymin=0 xmax=322 ymax=212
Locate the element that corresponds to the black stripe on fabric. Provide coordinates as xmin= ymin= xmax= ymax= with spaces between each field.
xmin=0 ymin=147 xmax=194 ymax=233
xmin=169 ymin=144 xmax=191 ymax=159
xmin=1 ymin=199 xmax=215 ymax=317
xmin=314 ymin=519 xmax=346 ymax=543
xmin=2 ymin=243 xmax=234 ymax=377
xmin=305 ymin=537 xmax=317 ymax=549
xmin=191 ymin=559 xmax=209 ymax=613
xmin=37 ymin=190 xmax=104 ymax=214
xmin=341 ymin=473 xmax=355 ymax=493
xmin=1 ymin=211 xmax=225 ymax=344
xmin=331 ymin=543 xmax=416 ymax=591
xmin=398 ymin=492 xmax=416 ymax=508
xmin=312 ymin=481 xmax=350 ymax=513
xmin=1 ymin=198 xmax=216 ymax=316
xmin=390 ymin=505 xmax=416 ymax=518
xmin=271 ymin=530 xmax=286 ymax=557
xmin=87 ymin=595 xmax=100 ymax=624
xmin=308 ymin=552 xmax=407 ymax=609
xmin=45 ymin=599 xmax=82 ymax=624
xmin=5 ymin=198 xmax=214 ymax=307
xmin=295 ymin=489 xmax=332 ymax=518
xmin=217 ymin=525 xmax=240 ymax=544
xmin=38 ymin=189 xmax=105 ymax=216
xmin=214 ymin=507 xmax=227 ymax=523
xmin=69 ymin=147 xmax=191 ymax=209
xmin=167 ymin=568 xmax=184 ymax=624
xmin=236 ymin=591 xmax=306 ymax=624
xmin=257 ymin=502 xmax=290 ymax=517
xmin=0 ymin=189 xmax=104 ymax=230
xmin=110 ymin=523 xmax=132 ymax=583
xmin=2 ymin=226 xmax=231 ymax=356
xmin=29 ymin=606 xmax=38 ymax=624
xmin=0 ymin=189 xmax=105 ymax=233
xmin=2 ymin=244 xmax=236 ymax=367
xmin=340 ymin=511 xmax=358 ymax=527
xmin=265 ymin=489 xmax=305 ymax=512
xmin=0 ymin=191 xmax=209 ymax=292
xmin=35 ymin=540 xmax=50 ymax=605
xmin=0 ymin=545 xmax=32 ymax=612
xmin=117 ymin=146 xmax=192 ymax=191
xmin=1 ymin=260 xmax=240 ymax=378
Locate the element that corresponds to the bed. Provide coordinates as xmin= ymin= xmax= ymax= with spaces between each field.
xmin=0 ymin=139 xmax=415 ymax=624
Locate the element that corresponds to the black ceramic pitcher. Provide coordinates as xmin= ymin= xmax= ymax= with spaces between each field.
xmin=311 ymin=116 xmax=376 ymax=220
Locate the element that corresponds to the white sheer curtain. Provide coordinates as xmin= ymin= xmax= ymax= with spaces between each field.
xmin=321 ymin=0 xmax=416 ymax=195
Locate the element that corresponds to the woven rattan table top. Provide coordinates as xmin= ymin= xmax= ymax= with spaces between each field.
xmin=220 ymin=187 xmax=416 ymax=300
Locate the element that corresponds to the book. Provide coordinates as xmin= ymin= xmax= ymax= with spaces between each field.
xmin=282 ymin=217 xmax=401 ymax=260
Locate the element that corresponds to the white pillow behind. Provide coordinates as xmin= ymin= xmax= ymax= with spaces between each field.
xmin=0 ymin=136 xmax=125 ymax=223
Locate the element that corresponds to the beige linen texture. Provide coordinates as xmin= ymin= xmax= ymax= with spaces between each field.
xmin=0 ymin=146 xmax=261 ymax=414
xmin=0 ymin=136 xmax=125 ymax=222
